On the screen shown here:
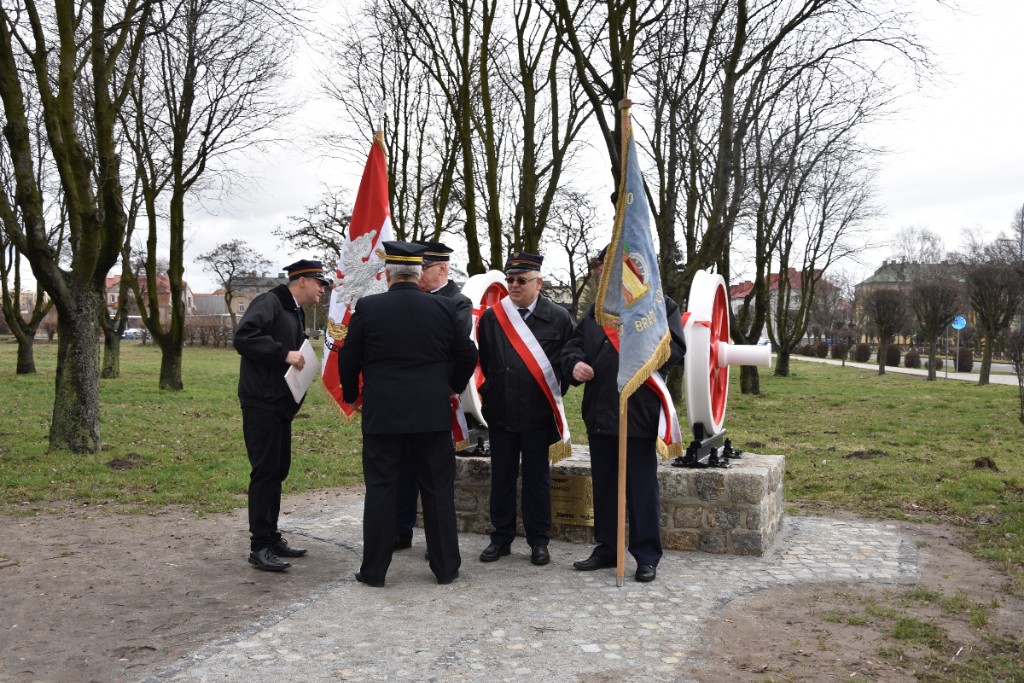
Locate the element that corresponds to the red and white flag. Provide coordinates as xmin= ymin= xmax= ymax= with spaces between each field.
xmin=321 ymin=134 xmax=393 ymax=417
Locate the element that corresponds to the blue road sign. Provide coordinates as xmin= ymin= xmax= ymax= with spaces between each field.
xmin=952 ymin=315 xmax=966 ymax=330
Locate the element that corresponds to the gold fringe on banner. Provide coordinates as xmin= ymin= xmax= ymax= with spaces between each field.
xmin=656 ymin=438 xmax=683 ymax=460
xmin=548 ymin=440 xmax=573 ymax=464
xmin=319 ymin=381 xmax=362 ymax=423
xmin=454 ymin=438 xmax=471 ymax=452
xmin=617 ymin=331 xmax=671 ymax=404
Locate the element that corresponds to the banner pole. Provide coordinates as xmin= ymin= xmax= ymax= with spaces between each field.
xmin=613 ymin=97 xmax=632 ymax=589
xmin=617 ymin=399 xmax=627 ymax=587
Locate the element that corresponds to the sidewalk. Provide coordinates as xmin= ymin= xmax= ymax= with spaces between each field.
xmin=142 ymin=498 xmax=917 ymax=683
xmin=791 ymin=354 xmax=1019 ymax=386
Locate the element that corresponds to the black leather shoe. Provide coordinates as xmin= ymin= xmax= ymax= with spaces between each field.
xmin=437 ymin=571 xmax=459 ymax=585
xmin=572 ymin=555 xmax=615 ymax=571
xmin=479 ymin=542 xmax=511 ymax=562
xmin=354 ymin=571 xmax=385 ymax=587
xmin=248 ymin=547 xmax=290 ymax=572
xmin=394 ymin=536 xmax=413 ymax=550
xmin=530 ymin=545 xmax=550 ymax=566
xmin=635 ymin=564 xmax=657 ymax=582
xmin=272 ymin=538 xmax=307 ymax=558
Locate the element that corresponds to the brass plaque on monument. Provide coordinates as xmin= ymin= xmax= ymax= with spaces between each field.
xmin=550 ymin=474 xmax=594 ymax=527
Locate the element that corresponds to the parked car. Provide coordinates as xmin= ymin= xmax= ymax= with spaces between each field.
xmin=122 ymin=328 xmax=145 ymax=340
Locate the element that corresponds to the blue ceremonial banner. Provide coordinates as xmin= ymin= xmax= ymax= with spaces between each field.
xmin=594 ymin=117 xmax=671 ymax=401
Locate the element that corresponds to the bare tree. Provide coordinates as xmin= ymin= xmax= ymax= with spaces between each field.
xmin=273 ymin=187 xmax=352 ymax=266
xmin=1 ymin=0 xmax=153 ymax=452
xmin=891 ymin=225 xmax=945 ymax=264
xmin=0 ymin=90 xmax=62 ymax=373
xmin=540 ymin=188 xmax=600 ymax=316
xmin=119 ymin=0 xmax=295 ymax=390
xmin=320 ymin=0 xmax=458 ymax=242
xmin=910 ymin=272 xmax=960 ymax=380
xmin=197 ymin=240 xmax=272 ymax=329
xmin=1008 ymin=329 xmax=1024 ymax=425
xmin=323 ymin=0 xmax=588 ymax=270
xmin=864 ymin=287 xmax=907 ymax=376
xmin=962 ymin=257 xmax=1023 ymax=385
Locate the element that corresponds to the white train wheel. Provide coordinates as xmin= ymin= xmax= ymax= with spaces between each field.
xmin=683 ymin=269 xmax=772 ymax=438
xmin=684 ymin=270 xmax=730 ymax=435
xmin=459 ymin=270 xmax=508 ymax=426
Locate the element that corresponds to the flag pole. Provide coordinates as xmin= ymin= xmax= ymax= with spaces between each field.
xmin=615 ymin=98 xmax=632 ymax=589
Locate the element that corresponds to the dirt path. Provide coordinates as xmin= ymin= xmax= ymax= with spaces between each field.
xmin=1 ymin=491 xmax=1020 ymax=682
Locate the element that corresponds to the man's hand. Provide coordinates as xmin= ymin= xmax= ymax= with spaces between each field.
xmin=286 ymin=350 xmax=305 ymax=370
xmin=572 ymin=361 xmax=594 ymax=382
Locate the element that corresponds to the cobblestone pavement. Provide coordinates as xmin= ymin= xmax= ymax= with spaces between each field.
xmin=144 ymin=499 xmax=918 ymax=683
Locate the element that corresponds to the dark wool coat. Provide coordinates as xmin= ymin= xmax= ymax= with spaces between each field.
xmin=338 ymin=281 xmax=478 ymax=435
xmin=234 ymin=284 xmax=307 ymax=418
xmin=476 ymin=296 xmax=575 ymax=432
xmin=561 ymin=298 xmax=686 ymax=438
xmin=433 ymin=280 xmax=474 ymax=336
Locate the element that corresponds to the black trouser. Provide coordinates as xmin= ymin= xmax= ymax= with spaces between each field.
xmin=587 ymin=433 xmax=662 ymax=567
xmin=488 ymin=427 xmax=552 ymax=547
xmin=360 ymin=431 xmax=461 ymax=584
xmin=395 ymin=468 xmax=419 ymax=541
xmin=242 ymin=406 xmax=292 ymax=551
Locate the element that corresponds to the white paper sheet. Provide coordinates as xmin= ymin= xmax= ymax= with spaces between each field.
xmin=284 ymin=339 xmax=319 ymax=403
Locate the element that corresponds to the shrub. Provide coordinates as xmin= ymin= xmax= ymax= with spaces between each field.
xmin=853 ymin=343 xmax=871 ymax=363
xmin=927 ymin=356 xmax=943 ymax=371
xmin=885 ymin=344 xmax=901 ymax=367
xmin=815 ymin=341 xmax=829 ymax=358
xmin=830 ymin=343 xmax=847 ymax=360
xmin=955 ymin=347 xmax=974 ymax=372
xmin=904 ymin=349 xmax=921 ymax=369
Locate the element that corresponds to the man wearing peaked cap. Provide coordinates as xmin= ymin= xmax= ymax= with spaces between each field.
xmin=412 ymin=240 xmax=473 ymax=334
xmin=388 ymin=240 xmax=474 ymax=554
xmin=234 ymin=257 xmax=328 ymax=572
xmin=338 ymin=240 xmax=478 ymax=586
xmin=475 ymin=250 xmax=575 ymax=567
xmin=284 ymin=259 xmax=332 ymax=287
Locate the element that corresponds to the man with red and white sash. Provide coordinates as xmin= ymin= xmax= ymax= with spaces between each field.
xmin=476 ymin=251 xmax=575 ymax=566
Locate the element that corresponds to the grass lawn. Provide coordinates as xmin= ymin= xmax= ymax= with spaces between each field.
xmin=1 ymin=338 xmax=1022 ymax=596
xmin=0 ymin=339 xmax=364 ymax=514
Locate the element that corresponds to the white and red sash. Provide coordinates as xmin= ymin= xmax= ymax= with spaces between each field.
xmin=603 ymin=324 xmax=683 ymax=458
xmin=493 ymin=297 xmax=572 ymax=462
xmin=450 ymin=392 xmax=470 ymax=451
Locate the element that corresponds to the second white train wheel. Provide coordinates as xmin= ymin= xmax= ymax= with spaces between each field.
xmin=459 ymin=270 xmax=508 ymax=427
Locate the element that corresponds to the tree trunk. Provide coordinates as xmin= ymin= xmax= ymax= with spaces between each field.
xmin=740 ymin=365 xmax=761 ymax=395
xmin=979 ymin=340 xmax=992 ymax=386
xmin=50 ymin=291 xmax=102 ymax=453
xmin=926 ymin=337 xmax=937 ymax=381
xmin=158 ymin=335 xmax=183 ymax=391
xmin=101 ymin=331 xmax=121 ymax=379
xmin=9 ymin=321 xmax=37 ymax=374
xmin=877 ymin=341 xmax=887 ymax=375
xmin=15 ymin=332 xmax=36 ymax=374
xmin=774 ymin=352 xmax=791 ymax=377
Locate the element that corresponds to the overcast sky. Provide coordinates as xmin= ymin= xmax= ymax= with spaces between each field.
xmin=174 ymin=0 xmax=1023 ymax=293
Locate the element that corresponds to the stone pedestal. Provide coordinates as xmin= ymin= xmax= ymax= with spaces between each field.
xmin=448 ymin=445 xmax=785 ymax=557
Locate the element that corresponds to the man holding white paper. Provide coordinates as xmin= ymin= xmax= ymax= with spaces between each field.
xmin=234 ymin=259 xmax=329 ymax=572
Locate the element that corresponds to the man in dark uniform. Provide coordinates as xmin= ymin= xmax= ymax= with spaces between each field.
xmin=476 ymin=252 xmax=575 ymax=566
xmin=391 ymin=240 xmax=473 ymax=551
xmin=339 ymin=241 xmax=478 ymax=587
xmin=560 ymin=250 xmax=686 ymax=583
xmin=414 ymin=240 xmax=473 ymax=333
xmin=234 ymin=259 xmax=330 ymax=572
